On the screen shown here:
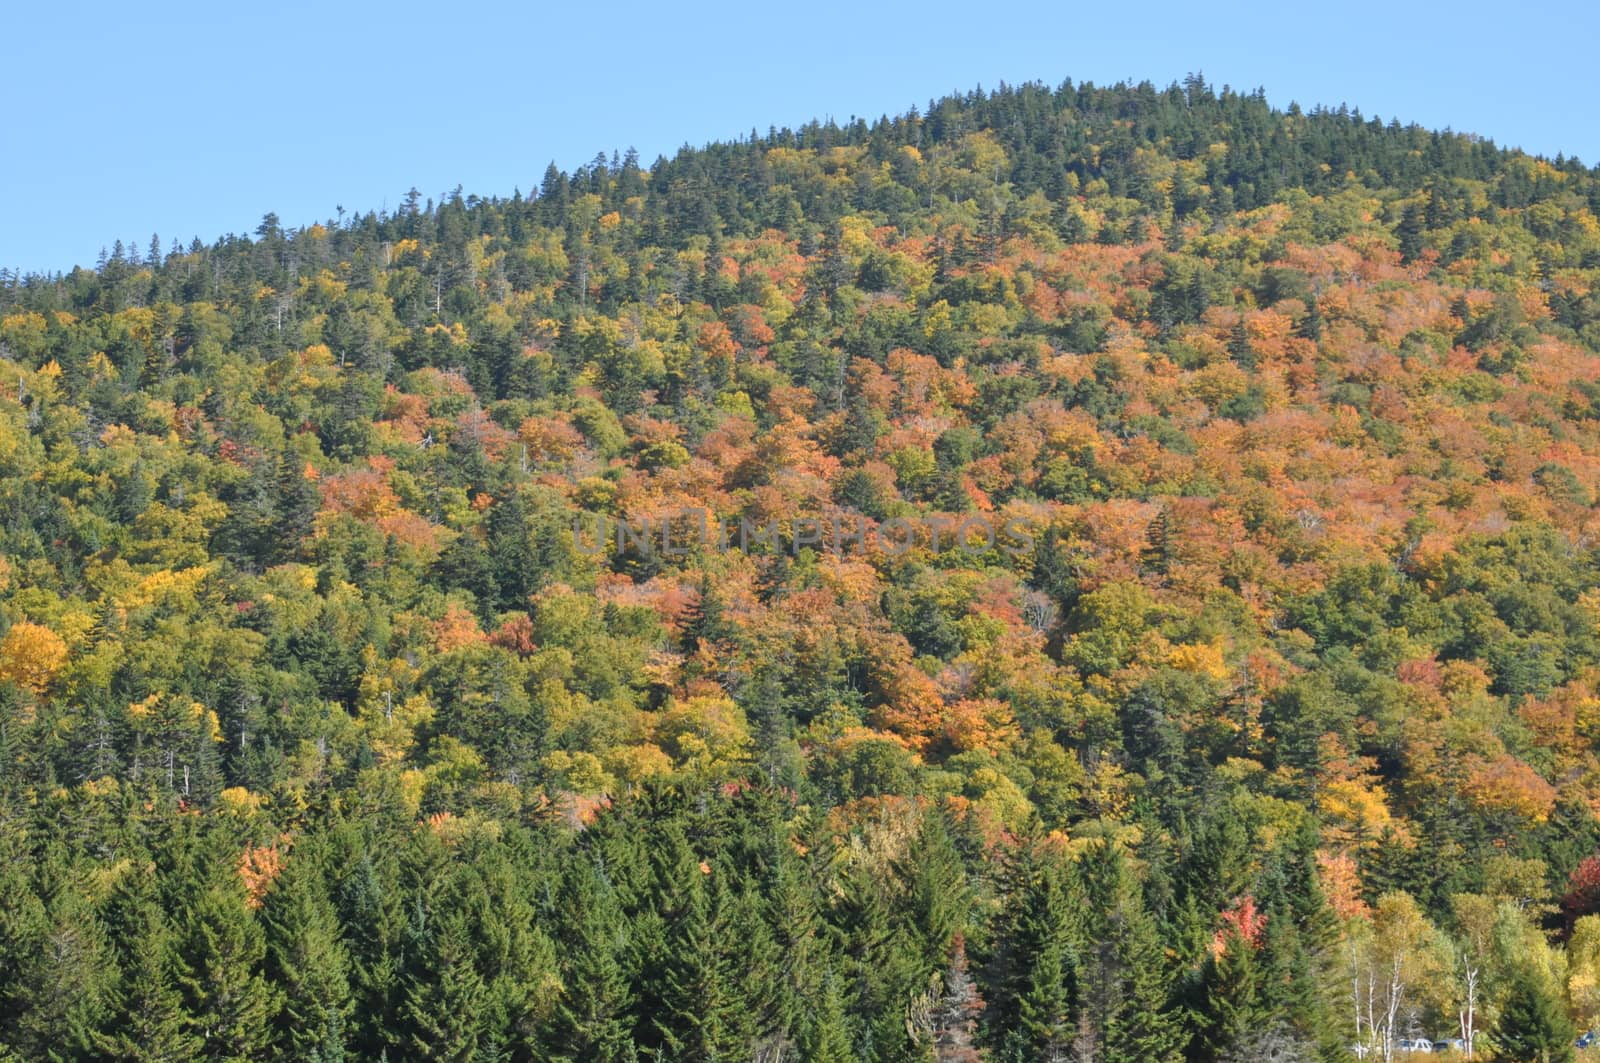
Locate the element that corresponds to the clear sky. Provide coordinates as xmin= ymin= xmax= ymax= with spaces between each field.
xmin=4 ymin=0 xmax=1596 ymax=276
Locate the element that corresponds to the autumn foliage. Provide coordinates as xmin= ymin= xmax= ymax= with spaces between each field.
xmin=1 ymin=75 xmax=1600 ymax=1060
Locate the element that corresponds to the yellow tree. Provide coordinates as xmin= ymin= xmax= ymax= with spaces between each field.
xmin=1347 ymin=892 xmax=1450 ymax=1061
xmin=0 ymin=621 xmax=68 ymax=695
xmin=1566 ymin=915 xmax=1600 ymax=1035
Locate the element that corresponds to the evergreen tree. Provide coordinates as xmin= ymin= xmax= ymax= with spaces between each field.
xmin=1398 ymin=200 xmax=1426 ymax=263
xmin=398 ymin=899 xmax=488 ymax=1061
xmin=178 ymin=882 xmax=279 ymax=1061
xmin=1193 ymin=925 xmax=1267 ymax=1062
xmin=94 ymin=872 xmax=202 ymax=1062
xmin=336 ymin=850 xmax=404 ymax=1059
xmin=801 ymin=966 xmax=857 ymax=1063
xmin=1494 ymin=964 xmax=1575 ymax=1063
xmin=548 ymin=862 xmax=636 ymax=1062
xmin=832 ymin=857 xmax=922 ymax=1062
xmin=1076 ymin=840 xmax=1183 ymax=1063
xmin=985 ymin=847 xmax=1079 ymax=1062
xmin=1 ymin=868 xmax=115 ymax=1061
xmin=896 ymin=810 xmax=972 ymax=972
xmin=261 ymin=853 xmax=351 ymax=1062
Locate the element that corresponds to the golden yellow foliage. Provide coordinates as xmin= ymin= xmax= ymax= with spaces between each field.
xmin=217 ymin=786 xmax=267 ymax=817
xmin=1320 ymin=777 xmax=1396 ymax=847
xmin=113 ymin=565 xmax=212 ymax=611
xmin=0 ymin=621 xmax=68 ymax=694
xmin=1167 ymin=638 xmax=1231 ymax=680
xmin=542 ymin=750 xmax=615 ymax=795
xmin=604 ymin=743 xmax=674 ymax=785
xmin=655 ymin=694 xmax=754 ymax=773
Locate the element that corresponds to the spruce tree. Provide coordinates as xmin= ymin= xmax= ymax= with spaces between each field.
xmin=336 ymin=851 xmax=405 ymax=1058
xmin=1076 ymin=840 xmax=1183 ymax=1063
xmin=548 ymin=862 xmax=636 ymax=1062
xmin=801 ymin=966 xmax=857 ymax=1063
xmin=831 ymin=858 xmax=922 ymax=1062
xmin=178 ymin=881 xmax=279 ymax=1061
xmin=2 ymin=870 xmax=115 ymax=1060
xmin=94 ymin=873 xmax=201 ymax=1062
xmin=261 ymin=853 xmax=351 ymax=1063
xmin=896 ymin=810 xmax=972 ymax=972
xmin=1194 ymin=925 xmax=1266 ymax=1062
xmin=986 ymin=849 xmax=1079 ymax=1063
xmin=647 ymin=844 xmax=767 ymax=1061
xmin=398 ymin=900 xmax=488 ymax=1061
xmin=1495 ymin=964 xmax=1576 ymax=1063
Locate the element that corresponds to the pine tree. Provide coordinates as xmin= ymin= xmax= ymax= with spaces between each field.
xmin=1194 ymin=925 xmax=1266 ymax=1062
xmin=398 ymin=900 xmax=488 ymax=1061
xmin=336 ymin=851 xmax=404 ymax=1058
xmin=831 ymin=858 xmax=922 ymax=1062
xmin=650 ymin=859 xmax=761 ymax=1061
xmin=896 ymin=810 xmax=972 ymax=972
xmin=1015 ymin=918 xmax=1076 ymax=1062
xmin=1076 ymin=840 xmax=1183 ymax=1063
xmin=801 ymin=966 xmax=857 ymax=1063
xmin=464 ymin=842 xmax=561 ymax=1057
xmin=2 ymin=866 xmax=115 ymax=1060
xmin=1398 ymin=200 xmax=1426 ymax=263
xmin=1262 ymin=832 xmax=1342 ymax=1056
xmin=987 ymin=850 xmax=1078 ymax=1063
xmin=765 ymin=842 xmax=828 ymax=1048
xmin=487 ymin=488 xmax=537 ymax=613
xmin=1140 ymin=508 xmax=1171 ymax=579
xmin=1228 ymin=319 xmax=1256 ymax=370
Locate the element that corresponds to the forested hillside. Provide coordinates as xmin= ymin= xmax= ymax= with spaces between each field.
xmin=3 ymin=76 xmax=1600 ymax=1061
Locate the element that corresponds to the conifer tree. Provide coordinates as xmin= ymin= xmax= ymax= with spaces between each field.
xmin=1 ymin=868 xmax=115 ymax=1060
xmin=336 ymin=851 xmax=405 ymax=1059
xmin=1495 ymin=963 xmax=1576 ymax=1063
xmin=802 ymin=966 xmax=858 ymax=1063
xmin=1194 ymin=924 xmax=1267 ymax=1061
xmin=985 ymin=848 xmax=1079 ymax=1062
xmin=896 ymin=810 xmax=972 ymax=972
xmin=94 ymin=871 xmax=201 ymax=1062
xmin=1076 ymin=840 xmax=1183 ymax=1063
xmin=548 ymin=862 xmax=636 ymax=1063
xmin=399 ymin=900 xmax=488 ymax=1061
xmin=261 ymin=853 xmax=351 ymax=1063
xmin=178 ymin=880 xmax=279 ymax=1061
xmin=832 ymin=857 xmax=922 ymax=1062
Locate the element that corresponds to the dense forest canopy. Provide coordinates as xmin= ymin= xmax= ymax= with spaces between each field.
xmin=3 ymin=75 xmax=1600 ymax=1061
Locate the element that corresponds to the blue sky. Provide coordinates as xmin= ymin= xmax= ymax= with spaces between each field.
xmin=4 ymin=0 xmax=1597 ymax=275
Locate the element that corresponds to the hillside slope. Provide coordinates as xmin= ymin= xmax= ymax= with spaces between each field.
xmin=3 ymin=77 xmax=1600 ymax=1060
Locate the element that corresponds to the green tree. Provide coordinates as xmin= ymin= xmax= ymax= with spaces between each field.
xmin=1494 ymin=963 xmax=1575 ymax=1063
xmin=178 ymin=882 xmax=279 ymax=1061
xmin=547 ymin=862 xmax=636 ymax=1062
xmin=261 ymin=854 xmax=352 ymax=1062
xmin=94 ymin=873 xmax=201 ymax=1063
xmin=1076 ymin=840 xmax=1183 ymax=1063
